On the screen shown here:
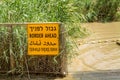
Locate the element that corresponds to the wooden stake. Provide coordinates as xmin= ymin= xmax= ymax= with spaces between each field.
xmin=8 ymin=25 xmax=15 ymax=74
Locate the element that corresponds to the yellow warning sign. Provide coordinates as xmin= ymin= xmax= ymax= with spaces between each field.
xmin=27 ymin=23 xmax=59 ymax=55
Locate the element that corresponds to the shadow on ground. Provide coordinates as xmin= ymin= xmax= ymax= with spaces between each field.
xmin=0 ymin=74 xmax=61 ymax=80
xmin=72 ymin=69 xmax=120 ymax=80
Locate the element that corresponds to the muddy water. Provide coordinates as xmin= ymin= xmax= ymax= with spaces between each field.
xmin=56 ymin=22 xmax=120 ymax=80
xmin=83 ymin=22 xmax=120 ymax=42
xmin=69 ymin=22 xmax=120 ymax=72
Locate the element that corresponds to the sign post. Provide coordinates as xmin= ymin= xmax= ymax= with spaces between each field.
xmin=27 ymin=23 xmax=60 ymax=55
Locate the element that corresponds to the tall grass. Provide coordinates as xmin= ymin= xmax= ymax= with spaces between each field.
xmin=73 ymin=0 xmax=97 ymax=22
xmin=0 ymin=0 xmax=78 ymax=22
xmin=72 ymin=0 xmax=120 ymax=22
xmin=95 ymin=0 xmax=120 ymax=22
xmin=0 ymin=0 xmax=120 ymax=22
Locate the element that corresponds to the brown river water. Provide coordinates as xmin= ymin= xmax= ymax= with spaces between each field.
xmin=56 ymin=22 xmax=120 ymax=80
